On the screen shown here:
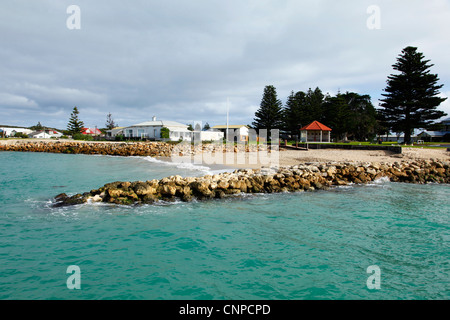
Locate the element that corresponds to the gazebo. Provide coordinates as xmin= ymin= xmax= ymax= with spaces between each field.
xmin=300 ymin=121 xmax=332 ymax=143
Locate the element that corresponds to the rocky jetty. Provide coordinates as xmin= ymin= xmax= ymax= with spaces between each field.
xmin=0 ymin=140 xmax=175 ymax=157
xmin=0 ymin=140 xmax=273 ymax=157
xmin=53 ymin=160 xmax=450 ymax=207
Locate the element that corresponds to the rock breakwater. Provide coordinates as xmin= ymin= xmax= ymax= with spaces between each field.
xmin=0 ymin=140 xmax=273 ymax=157
xmin=53 ymin=160 xmax=450 ymax=207
xmin=0 ymin=140 xmax=175 ymax=157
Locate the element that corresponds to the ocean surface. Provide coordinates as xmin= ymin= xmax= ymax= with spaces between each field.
xmin=0 ymin=151 xmax=448 ymax=300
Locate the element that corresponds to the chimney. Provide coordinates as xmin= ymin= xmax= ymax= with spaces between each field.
xmin=152 ymin=116 xmax=157 ymax=121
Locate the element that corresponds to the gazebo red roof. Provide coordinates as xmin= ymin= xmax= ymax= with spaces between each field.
xmin=300 ymin=121 xmax=332 ymax=131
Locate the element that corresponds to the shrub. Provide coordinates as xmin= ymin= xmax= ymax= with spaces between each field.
xmin=115 ymin=134 xmax=125 ymax=141
xmin=160 ymin=127 xmax=170 ymax=139
xmin=13 ymin=132 xmax=29 ymax=138
xmin=73 ymin=133 xmax=94 ymax=141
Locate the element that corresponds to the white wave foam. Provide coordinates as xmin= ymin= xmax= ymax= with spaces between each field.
xmin=141 ymin=156 xmax=231 ymax=175
xmin=370 ymin=176 xmax=391 ymax=185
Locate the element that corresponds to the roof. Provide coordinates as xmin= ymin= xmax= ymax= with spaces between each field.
xmin=131 ymin=120 xmax=187 ymax=128
xmin=29 ymin=130 xmax=62 ymax=136
xmin=81 ymin=128 xmax=102 ymax=134
xmin=212 ymin=125 xmax=248 ymax=129
xmin=300 ymin=121 xmax=332 ymax=131
xmin=107 ymin=127 xmax=125 ymax=132
xmin=418 ymin=131 xmax=450 ymax=137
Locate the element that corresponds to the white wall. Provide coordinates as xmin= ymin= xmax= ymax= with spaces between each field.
xmin=238 ymin=127 xmax=249 ymax=136
xmin=193 ymin=131 xmax=224 ymax=141
xmin=124 ymin=126 xmax=161 ymax=139
xmin=123 ymin=125 xmax=192 ymax=141
xmin=0 ymin=128 xmax=33 ymax=136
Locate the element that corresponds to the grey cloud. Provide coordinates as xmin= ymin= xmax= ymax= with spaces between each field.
xmin=0 ymin=0 xmax=449 ymax=129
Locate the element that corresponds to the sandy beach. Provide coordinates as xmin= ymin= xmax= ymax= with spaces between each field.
xmin=185 ymin=146 xmax=450 ymax=169
xmin=277 ymin=147 xmax=450 ymax=166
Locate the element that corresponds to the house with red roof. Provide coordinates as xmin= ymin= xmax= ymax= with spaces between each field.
xmin=81 ymin=127 xmax=102 ymax=136
xmin=300 ymin=121 xmax=332 ymax=143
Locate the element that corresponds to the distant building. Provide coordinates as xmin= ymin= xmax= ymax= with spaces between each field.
xmin=28 ymin=129 xmax=63 ymax=139
xmin=418 ymin=131 xmax=450 ymax=142
xmin=106 ymin=127 xmax=125 ymax=140
xmin=0 ymin=127 xmax=33 ymax=137
xmin=417 ymin=117 xmax=450 ymax=142
xmin=380 ymin=132 xmax=419 ymax=143
xmin=300 ymin=121 xmax=332 ymax=143
xmin=211 ymin=125 xmax=249 ymax=142
xmin=444 ymin=117 xmax=450 ymax=131
xmin=192 ymin=130 xmax=224 ymax=142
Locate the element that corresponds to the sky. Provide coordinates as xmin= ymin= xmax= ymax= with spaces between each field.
xmin=1 ymin=0 xmax=450 ymax=130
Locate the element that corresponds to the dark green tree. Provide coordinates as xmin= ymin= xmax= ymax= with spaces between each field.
xmin=283 ymin=91 xmax=303 ymax=137
xmin=303 ymin=87 xmax=324 ymax=124
xmin=252 ymin=85 xmax=284 ymax=139
xmin=105 ymin=113 xmax=117 ymax=130
xmin=283 ymin=87 xmax=324 ymax=136
xmin=379 ymin=46 xmax=447 ymax=144
xmin=67 ymin=106 xmax=84 ymax=135
xmin=187 ymin=124 xmax=194 ymax=131
xmin=375 ymin=109 xmax=390 ymax=139
xmin=202 ymin=122 xmax=211 ymax=131
xmin=30 ymin=122 xmax=44 ymax=131
xmin=322 ymin=92 xmax=377 ymax=141
xmin=343 ymin=92 xmax=377 ymax=141
xmin=322 ymin=94 xmax=351 ymax=141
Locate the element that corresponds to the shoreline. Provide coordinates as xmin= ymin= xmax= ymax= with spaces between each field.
xmin=1 ymin=139 xmax=449 ymax=170
xmin=53 ymin=159 xmax=450 ymax=207
xmin=2 ymin=139 xmax=447 ymax=206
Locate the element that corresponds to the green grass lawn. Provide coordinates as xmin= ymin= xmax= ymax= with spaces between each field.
xmin=284 ymin=140 xmax=447 ymax=149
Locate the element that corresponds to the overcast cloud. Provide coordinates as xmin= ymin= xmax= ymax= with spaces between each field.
xmin=1 ymin=0 xmax=449 ymax=130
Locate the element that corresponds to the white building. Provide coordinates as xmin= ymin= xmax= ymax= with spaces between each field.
xmin=300 ymin=121 xmax=332 ymax=143
xmin=193 ymin=130 xmax=224 ymax=142
xmin=211 ymin=125 xmax=249 ymax=142
xmin=28 ymin=129 xmax=63 ymax=139
xmin=106 ymin=127 xmax=125 ymax=139
xmin=380 ymin=131 xmax=419 ymax=143
xmin=123 ymin=117 xmax=192 ymax=141
xmin=0 ymin=127 xmax=33 ymax=137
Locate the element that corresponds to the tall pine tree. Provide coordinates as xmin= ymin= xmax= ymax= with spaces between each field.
xmin=379 ymin=46 xmax=447 ymax=144
xmin=283 ymin=87 xmax=325 ymax=138
xmin=105 ymin=113 xmax=117 ymax=130
xmin=252 ymin=85 xmax=283 ymax=140
xmin=304 ymin=87 xmax=324 ymax=123
xmin=67 ymin=106 xmax=84 ymax=135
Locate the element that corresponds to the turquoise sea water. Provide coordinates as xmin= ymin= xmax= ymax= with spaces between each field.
xmin=0 ymin=151 xmax=449 ymax=300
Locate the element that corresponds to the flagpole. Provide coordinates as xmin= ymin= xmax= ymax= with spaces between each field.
xmin=226 ymin=97 xmax=229 ymax=142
